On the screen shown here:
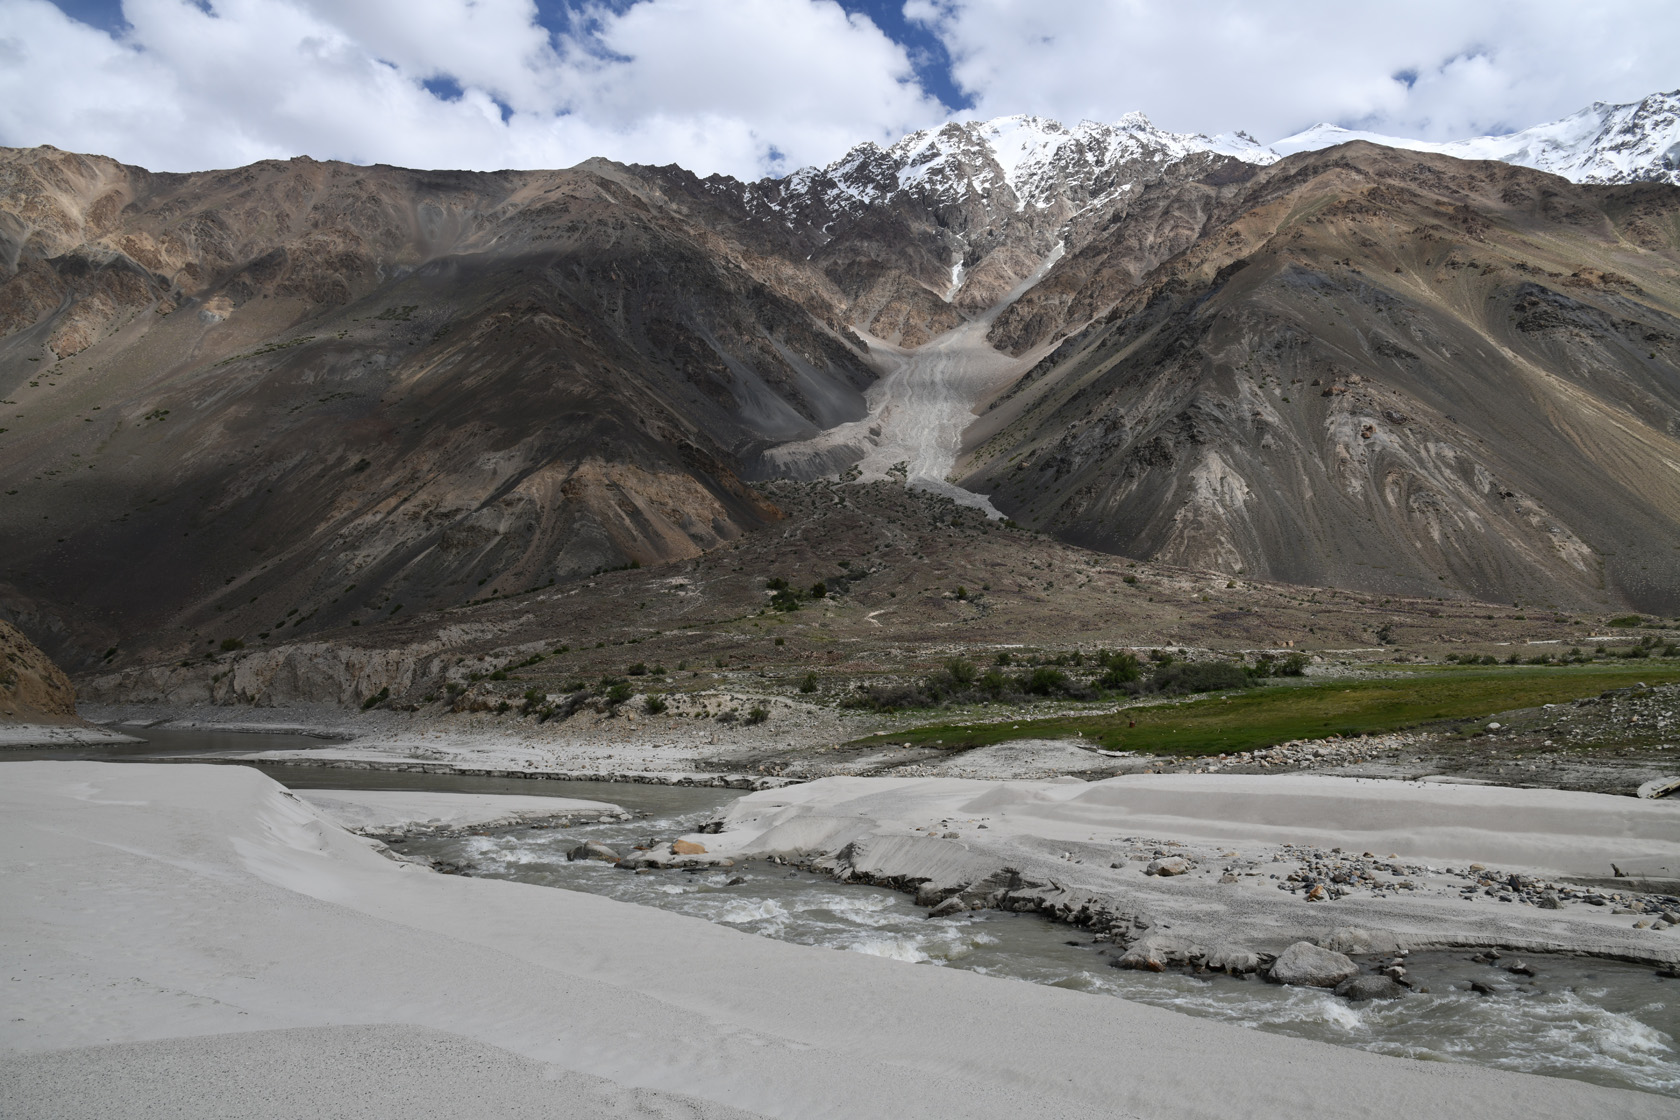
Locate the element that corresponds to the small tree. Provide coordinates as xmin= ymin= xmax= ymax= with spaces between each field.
xmin=945 ymin=657 xmax=977 ymax=686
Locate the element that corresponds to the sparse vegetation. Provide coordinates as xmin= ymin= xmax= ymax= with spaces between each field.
xmin=867 ymin=664 xmax=1680 ymax=756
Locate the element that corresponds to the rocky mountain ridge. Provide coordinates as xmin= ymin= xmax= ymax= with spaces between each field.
xmin=5 ymin=91 xmax=1680 ymax=671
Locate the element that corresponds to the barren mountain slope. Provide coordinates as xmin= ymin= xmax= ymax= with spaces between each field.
xmin=0 ymin=617 xmax=77 ymax=722
xmin=0 ymin=146 xmax=875 ymax=667
xmin=963 ymin=144 xmax=1680 ymax=612
xmin=81 ymin=480 xmax=1615 ymax=713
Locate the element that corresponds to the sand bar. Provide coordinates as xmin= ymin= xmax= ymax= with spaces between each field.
xmin=296 ymin=788 xmax=629 ymax=836
xmin=1 ymin=760 xmax=1671 ymax=1118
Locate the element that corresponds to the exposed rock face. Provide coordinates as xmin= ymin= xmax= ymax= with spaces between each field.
xmin=0 ymin=618 xmax=77 ymax=721
xmin=964 ymin=144 xmax=1680 ymax=611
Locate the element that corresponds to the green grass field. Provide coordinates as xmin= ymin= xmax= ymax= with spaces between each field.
xmin=851 ymin=663 xmax=1680 ymax=757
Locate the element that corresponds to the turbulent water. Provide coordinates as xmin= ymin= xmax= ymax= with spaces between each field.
xmin=401 ymin=782 xmax=1680 ymax=1099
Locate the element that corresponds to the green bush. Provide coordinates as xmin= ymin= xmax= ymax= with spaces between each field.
xmin=219 ymin=638 xmax=244 ymax=652
xmin=360 ymin=686 xmax=390 ymax=710
xmin=1251 ymin=652 xmax=1308 ymax=677
xmin=1021 ymin=666 xmax=1072 ymax=696
xmin=628 ymin=662 xmax=648 ymax=676
xmin=945 ymin=657 xmax=977 ymax=686
xmin=604 ymin=681 xmax=633 ymax=706
xmin=1096 ymin=650 xmax=1141 ymax=688
xmin=1608 ymin=615 xmax=1643 ymax=627
xmin=1149 ymin=661 xmax=1250 ymax=695
xmin=799 ymin=672 xmax=818 ymax=693
xmin=643 ymin=694 xmax=668 ymax=715
xmin=745 ymin=705 xmax=769 ymax=725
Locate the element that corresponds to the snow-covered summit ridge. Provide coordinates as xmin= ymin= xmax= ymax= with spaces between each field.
xmin=761 ymin=89 xmax=1680 ymax=222
xmin=759 ymin=111 xmax=1272 ymax=220
xmin=1273 ymin=89 xmax=1680 ymax=186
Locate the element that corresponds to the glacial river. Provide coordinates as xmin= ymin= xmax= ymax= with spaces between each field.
xmin=8 ymin=731 xmax=1676 ymax=1098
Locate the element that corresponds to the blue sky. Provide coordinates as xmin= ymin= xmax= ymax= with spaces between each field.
xmin=2 ymin=1 xmax=1675 ymax=176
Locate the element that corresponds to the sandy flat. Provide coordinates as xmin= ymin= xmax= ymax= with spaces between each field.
xmin=711 ymin=772 xmax=1680 ymax=874
xmin=0 ymin=722 xmax=142 ymax=747
xmin=698 ymin=773 xmax=1680 ymax=961
xmin=0 ymin=761 xmax=1669 ymax=1119
xmin=296 ymin=788 xmax=628 ymax=835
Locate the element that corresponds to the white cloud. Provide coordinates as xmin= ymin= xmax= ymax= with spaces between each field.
xmin=0 ymin=0 xmax=1675 ymax=178
xmin=0 ymin=0 xmax=945 ymax=176
xmin=908 ymin=0 xmax=1680 ymax=143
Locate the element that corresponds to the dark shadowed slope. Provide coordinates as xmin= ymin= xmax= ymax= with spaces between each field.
xmin=0 ymin=147 xmax=873 ymax=665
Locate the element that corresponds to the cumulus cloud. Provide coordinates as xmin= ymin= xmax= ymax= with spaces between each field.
xmin=0 ymin=0 xmax=1674 ymax=177
xmin=0 ymin=0 xmax=944 ymax=176
xmin=908 ymin=0 xmax=1680 ymax=142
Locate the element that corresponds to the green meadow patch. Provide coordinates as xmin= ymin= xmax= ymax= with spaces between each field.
xmin=853 ymin=663 xmax=1680 ymax=757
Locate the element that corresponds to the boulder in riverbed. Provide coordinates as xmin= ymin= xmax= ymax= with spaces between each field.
xmin=1145 ymin=857 xmax=1191 ymax=876
xmin=927 ymin=895 xmax=968 ymax=918
xmin=567 ymin=841 xmax=622 ymax=863
xmin=1269 ymin=941 xmax=1359 ymax=987
xmin=1335 ymin=975 xmax=1406 ymax=1001
xmin=671 ymin=839 xmax=708 ymax=855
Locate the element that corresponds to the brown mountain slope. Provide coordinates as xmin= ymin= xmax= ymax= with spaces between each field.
xmin=0 ymin=618 xmax=77 ymax=722
xmin=0 ymin=146 xmax=874 ymax=666
xmin=961 ymin=144 xmax=1680 ymax=612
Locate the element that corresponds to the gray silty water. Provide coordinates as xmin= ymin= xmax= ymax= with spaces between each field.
xmin=400 ymin=784 xmax=1680 ymax=1099
xmin=0 ymin=725 xmax=337 ymax=763
xmin=6 ymin=735 xmax=1674 ymax=1098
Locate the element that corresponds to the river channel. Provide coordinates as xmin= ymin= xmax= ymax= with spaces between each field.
xmin=7 ymin=729 xmax=1676 ymax=1098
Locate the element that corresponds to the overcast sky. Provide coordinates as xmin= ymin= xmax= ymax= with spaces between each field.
xmin=1 ymin=0 xmax=1676 ymax=178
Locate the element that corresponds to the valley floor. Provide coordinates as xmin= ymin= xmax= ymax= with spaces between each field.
xmin=3 ymin=760 xmax=1674 ymax=1119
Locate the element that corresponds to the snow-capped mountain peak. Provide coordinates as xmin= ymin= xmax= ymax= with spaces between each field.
xmin=1271 ymin=89 xmax=1680 ymax=186
xmin=766 ymin=110 xmax=1274 ymax=225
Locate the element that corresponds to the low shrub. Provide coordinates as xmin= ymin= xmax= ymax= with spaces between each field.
xmin=1148 ymin=661 xmax=1250 ymax=695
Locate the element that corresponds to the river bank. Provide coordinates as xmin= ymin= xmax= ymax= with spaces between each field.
xmin=2 ymin=760 xmax=1671 ymax=1119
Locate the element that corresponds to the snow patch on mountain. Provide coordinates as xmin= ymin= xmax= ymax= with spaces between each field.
xmin=1272 ymin=90 xmax=1680 ymax=186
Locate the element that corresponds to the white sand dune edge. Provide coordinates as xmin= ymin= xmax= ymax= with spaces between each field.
xmin=1 ymin=761 xmax=1669 ymax=1118
xmin=295 ymin=788 xmax=630 ymax=835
